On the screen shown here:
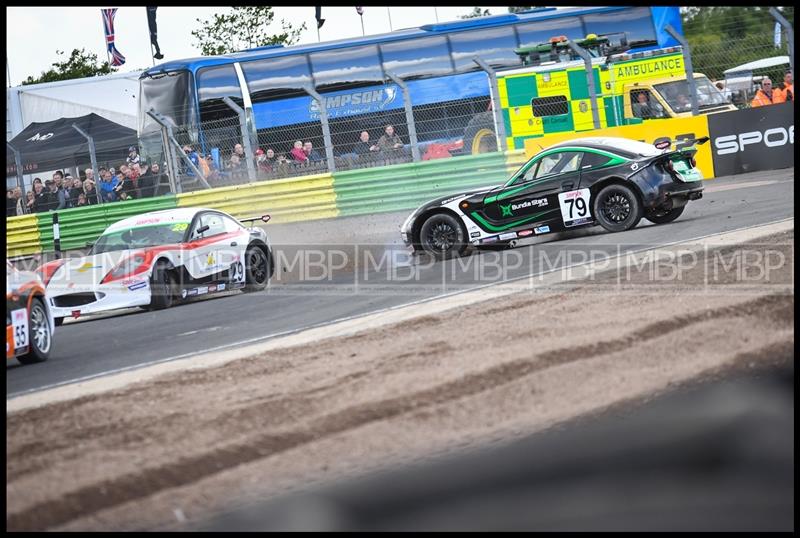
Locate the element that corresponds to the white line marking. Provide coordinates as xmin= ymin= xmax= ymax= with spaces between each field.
xmin=7 ymin=218 xmax=794 ymax=412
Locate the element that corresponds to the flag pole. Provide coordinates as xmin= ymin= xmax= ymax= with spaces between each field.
xmin=360 ymin=15 xmax=365 ymax=37
xmin=434 ymin=7 xmax=439 ymax=23
xmin=387 ymin=7 xmax=393 ymax=31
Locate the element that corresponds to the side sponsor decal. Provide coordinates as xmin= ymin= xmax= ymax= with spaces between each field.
xmin=197 ymin=286 xmax=209 ymax=296
xmin=127 ymin=281 xmax=147 ymax=291
xmin=470 ymin=231 xmax=481 ymax=238
xmin=481 ymin=236 xmax=499 ymax=244
xmin=534 ymin=225 xmax=550 ymax=234
xmin=217 ymin=283 xmax=226 ymax=292
xmin=499 ymin=232 xmax=517 ymax=241
xmin=517 ymin=229 xmax=534 ymax=237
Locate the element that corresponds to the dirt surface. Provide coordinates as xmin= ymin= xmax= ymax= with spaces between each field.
xmin=6 ymin=231 xmax=794 ymax=531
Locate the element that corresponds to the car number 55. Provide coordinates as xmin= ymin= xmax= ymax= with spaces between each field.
xmin=12 ymin=308 xmax=28 ymax=350
xmin=558 ymin=188 xmax=592 ymax=227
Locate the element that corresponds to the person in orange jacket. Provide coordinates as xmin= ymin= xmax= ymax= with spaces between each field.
xmin=774 ymin=71 xmax=793 ymax=103
xmin=751 ymin=78 xmax=776 ymax=107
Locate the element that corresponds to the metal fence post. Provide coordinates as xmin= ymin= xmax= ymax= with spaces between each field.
xmin=71 ymin=124 xmax=103 ymax=205
xmin=385 ymin=71 xmax=420 ymax=162
xmin=147 ymin=109 xmax=210 ymax=191
xmin=565 ymin=41 xmax=601 ymax=130
xmin=222 ymin=96 xmax=258 ymax=181
xmin=6 ymin=142 xmax=27 ymax=209
xmin=473 ymin=57 xmax=508 ymax=152
xmin=770 ymin=8 xmax=794 ymax=76
xmin=303 ymin=85 xmax=336 ymax=173
xmin=52 ymin=212 xmax=62 ymax=260
xmin=665 ymin=25 xmax=699 ymax=117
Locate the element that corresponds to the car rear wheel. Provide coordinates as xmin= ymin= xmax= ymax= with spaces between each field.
xmin=147 ymin=262 xmax=176 ymax=310
xmin=419 ymin=213 xmax=468 ymax=260
xmin=594 ymin=184 xmax=643 ymax=233
xmin=645 ymin=205 xmax=685 ymax=225
xmin=18 ymin=298 xmax=51 ymax=364
xmin=244 ymin=245 xmax=270 ymax=292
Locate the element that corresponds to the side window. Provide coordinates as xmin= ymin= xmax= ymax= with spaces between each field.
xmin=449 ymin=26 xmax=521 ymax=72
xmin=193 ymin=213 xmax=226 ymax=238
xmin=197 ymin=65 xmax=244 ymax=123
xmin=531 ymin=95 xmax=569 ymax=117
xmin=580 ymin=152 xmax=613 ymax=169
xmin=535 ymin=152 xmax=582 ymax=179
xmin=380 ymin=36 xmax=453 ymax=79
xmin=582 ymin=7 xmax=656 ymax=44
xmin=222 ymin=215 xmax=243 ymax=233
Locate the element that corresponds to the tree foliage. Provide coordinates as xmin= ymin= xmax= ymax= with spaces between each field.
xmin=461 ymin=7 xmax=491 ymax=19
xmin=22 ymin=48 xmax=114 ymax=86
xmin=192 ymin=6 xmax=306 ymax=56
xmin=682 ymin=7 xmax=794 ymax=82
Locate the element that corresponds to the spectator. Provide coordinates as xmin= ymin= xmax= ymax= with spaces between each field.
xmin=43 ymin=179 xmax=67 ymax=211
xmin=751 ymin=78 xmax=776 ymax=107
xmin=775 ymin=71 xmax=793 ymax=103
xmin=377 ymin=124 xmax=404 ymax=153
xmin=75 ymin=192 xmax=88 ymax=207
xmin=121 ymin=167 xmax=138 ymax=199
xmin=203 ymin=153 xmax=221 ymax=183
xmin=31 ymin=182 xmax=46 ymax=212
xmin=23 ymin=190 xmax=37 ymax=215
xmin=631 ymin=91 xmax=665 ymax=119
xmin=228 ymin=151 xmax=246 ymax=181
xmin=255 ymin=148 xmax=271 ymax=174
xmin=137 ymin=162 xmax=160 ymax=198
xmin=290 ymin=140 xmax=308 ymax=163
xmin=13 ymin=188 xmax=25 ymax=216
xmin=7 ymin=189 xmax=17 ymax=217
xmin=69 ymin=178 xmax=83 ymax=206
xmin=674 ymin=93 xmax=692 ymax=113
xmin=52 ymin=170 xmax=64 ymax=191
xmin=99 ymin=169 xmax=119 ymax=202
xmin=714 ymin=81 xmax=732 ymax=102
xmin=84 ymin=168 xmax=95 ymax=184
xmin=266 ymin=148 xmax=286 ymax=168
xmin=182 ymin=145 xmax=201 ymax=177
xmin=118 ymin=191 xmax=133 ymax=201
xmin=83 ymin=179 xmax=99 ymax=205
xmin=353 ymin=131 xmax=378 ymax=156
xmin=232 ymin=143 xmax=247 ymax=163
xmin=303 ymin=141 xmax=323 ymax=162
xmin=32 ymin=177 xmax=43 ymax=190
xmin=126 ymin=146 xmax=140 ymax=167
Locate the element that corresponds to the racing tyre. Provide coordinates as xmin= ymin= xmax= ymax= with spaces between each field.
xmin=147 ymin=262 xmax=176 ymax=310
xmin=645 ymin=205 xmax=685 ymax=225
xmin=594 ymin=184 xmax=643 ymax=233
xmin=244 ymin=245 xmax=270 ymax=292
xmin=419 ymin=213 xmax=468 ymax=261
xmin=18 ymin=297 xmax=52 ymax=364
xmin=464 ymin=111 xmax=497 ymax=155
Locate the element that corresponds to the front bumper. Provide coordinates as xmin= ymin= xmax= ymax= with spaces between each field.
xmin=48 ymin=280 xmax=152 ymax=319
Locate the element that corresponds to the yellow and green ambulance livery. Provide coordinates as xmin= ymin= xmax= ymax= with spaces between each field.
xmin=493 ymin=35 xmax=736 ymax=151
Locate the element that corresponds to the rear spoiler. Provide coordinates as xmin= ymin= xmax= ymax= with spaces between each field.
xmin=654 ymin=136 xmax=709 ymax=152
xmin=240 ymin=214 xmax=271 ymax=227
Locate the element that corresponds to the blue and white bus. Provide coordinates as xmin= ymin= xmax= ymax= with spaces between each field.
xmin=138 ymin=6 xmax=684 ymax=161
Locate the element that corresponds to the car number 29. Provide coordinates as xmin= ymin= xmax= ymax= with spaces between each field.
xmin=558 ymin=188 xmax=592 ymax=227
xmin=230 ymin=261 xmax=246 ymax=283
xmin=12 ymin=308 xmax=28 ymax=350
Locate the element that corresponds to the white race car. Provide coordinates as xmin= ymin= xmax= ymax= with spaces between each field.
xmin=37 ymin=208 xmax=274 ymax=324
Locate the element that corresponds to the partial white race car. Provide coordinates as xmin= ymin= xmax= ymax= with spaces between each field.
xmin=37 ymin=208 xmax=274 ymax=324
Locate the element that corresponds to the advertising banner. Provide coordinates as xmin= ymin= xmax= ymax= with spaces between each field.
xmin=707 ymin=102 xmax=794 ymax=177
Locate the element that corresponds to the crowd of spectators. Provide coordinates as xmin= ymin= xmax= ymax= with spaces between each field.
xmin=7 ymin=126 xmax=414 ymax=216
xmin=6 ymin=147 xmax=169 ymax=216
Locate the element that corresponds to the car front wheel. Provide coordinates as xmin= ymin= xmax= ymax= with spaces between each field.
xmin=419 ymin=213 xmax=468 ymax=260
xmin=146 ymin=262 xmax=176 ymax=310
xmin=594 ymin=184 xmax=643 ymax=233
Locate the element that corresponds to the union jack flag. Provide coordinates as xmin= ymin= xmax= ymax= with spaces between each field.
xmin=101 ymin=8 xmax=126 ymax=67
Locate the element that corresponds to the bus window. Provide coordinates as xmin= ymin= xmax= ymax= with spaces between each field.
xmin=531 ymin=96 xmax=569 ymax=117
xmin=582 ymin=7 xmax=656 ymax=44
xmin=310 ymin=44 xmax=384 ymax=89
xmin=241 ymin=55 xmax=313 ymax=103
xmin=449 ymin=26 xmax=521 ymax=72
xmin=197 ymin=65 xmax=244 ymax=123
xmin=139 ymin=71 xmax=194 ymax=134
xmin=516 ymin=17 xmax=584 ymax=48
xmin=380 ymin=36 xmax=453 ymax=79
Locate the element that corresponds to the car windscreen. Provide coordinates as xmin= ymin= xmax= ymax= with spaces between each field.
xmin=654 ymin=77 xmax=728 ymax=112
xmin=91 ymin=222 xmax=189 ymax=254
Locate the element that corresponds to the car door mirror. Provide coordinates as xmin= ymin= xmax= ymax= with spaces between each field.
xmin=194 ymin=224 xmax=210 ymax=237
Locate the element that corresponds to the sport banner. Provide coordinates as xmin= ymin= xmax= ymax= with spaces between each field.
xmin=707 ymin=102 xmax=794 ymax=177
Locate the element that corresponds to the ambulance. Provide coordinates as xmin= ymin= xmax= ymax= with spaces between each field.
xmin=464 ymin=34 xmax=737 ymax=153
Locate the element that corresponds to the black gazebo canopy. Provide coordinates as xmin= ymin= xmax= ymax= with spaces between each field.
xmin=6 ymin=113 xmax=138 ymax=178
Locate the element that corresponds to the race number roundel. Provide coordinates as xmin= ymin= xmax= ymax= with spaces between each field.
xmin=558 ymin=188 xmax=592 ymax=227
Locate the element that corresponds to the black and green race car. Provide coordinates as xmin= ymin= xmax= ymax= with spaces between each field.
xmin=400 ymin=136 xmax=706 ymax=259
